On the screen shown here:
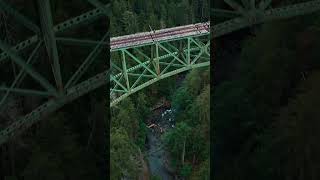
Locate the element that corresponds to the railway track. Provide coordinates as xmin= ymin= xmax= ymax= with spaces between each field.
xmin=110 ymin=22 xmax=210 ymax=51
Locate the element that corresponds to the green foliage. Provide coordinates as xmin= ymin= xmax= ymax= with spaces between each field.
xmin=172 ymin=68 xmax=210 ymax=114
xmin=150 ymin=175 xmax=162 ymax=180
xmin=112 ymin=97 xmax=139 ymax=139
xmin=184 ymin=69 xmax=203 ymax=96
xmin=163 ymin=67 xmax=210 ymax=178
xmin=214 ymin=11 xmax=320 ymax=180
xmin=171 ymin=86 xmax=193 ymax=113
xmin=254 ymin=72 xmax=320 ymax=180
xmin=163 ymin=122 xmax=192 ymax=159
xmin=122 ymin=11 xmax=139 ymax=34
xmin=135 ymin=119 xmax=148 ymax=150
xmin=110 ymin=128 xmax=140 ymax=179
xmin=22 ymin=113 xmax=100 ymax=180
xmin=110 ymin=0 xmax=209 ymax=36
xmin=111 ymin=94 xmax=149 ymax=177
xmin=110 ymin=0 xmax=210 ymax=178
xmin=135 ymin=93 xmax=151 ymax=120
xmin=190 ymin=159 xmax=210 ymax=180
xmin=180 ymin=163 xmax=193 ymax=177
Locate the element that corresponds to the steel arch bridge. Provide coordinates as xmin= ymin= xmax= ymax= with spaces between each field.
xmin=110 ymin=22 xmax=210 ymax=107
xmin=110 ymin=0 xmax=320 ymax=107
xmin=0 ymin=0 xmax=319 ymax=146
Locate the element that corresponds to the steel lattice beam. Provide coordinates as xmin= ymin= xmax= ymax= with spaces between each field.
xmin=0 ymin=70 xmax=108 ymax=145
xmin=0 ymin=1 xmax=109 ymax=146
xmin=1 ymin=0 xmax=320 ymax=146
xmin=38 ymin=0 xmax=63 ymax=92
xmin=0 ymin=5 xmax=109 ymax=62
xmin=0 ymin=41 xmax=57 ymax=94
xmin=0 ymin=41 xmax=42 ymax=110
xmin=111 ymin=0 xmax=320 ymax=107
xmin=212 ymin=0 xmax=320 ymax=37
xmin=110 ymin=25 xmax=210 ymax=107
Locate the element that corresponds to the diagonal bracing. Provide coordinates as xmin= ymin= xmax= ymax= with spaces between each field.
xmin=0 ymin=1 xmax=109 ymax=146
xmin=110 ymin=23 xmax=210 ymax=107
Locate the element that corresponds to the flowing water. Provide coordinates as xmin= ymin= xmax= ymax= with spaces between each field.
xmin=146 ymin=108 xmax=176 ymax=179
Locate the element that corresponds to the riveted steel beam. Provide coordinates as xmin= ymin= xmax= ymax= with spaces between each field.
xmin=109 ymin=0 xmax=320 ymax=106
xmin=0 ymin=87 xmax=52 ymax=97
xmin=224 ymin=0 xmax=246 ymax=14
xmin=111 ymin=62 xmax=209 ymax=107
xmin=87 ymin=0 xmax=110 ymax=16
xmin=0 ymin=41 xmax=42 ymax=110
xmin=110 ymin=29 xmax=210 ymax=106
xmin=56 ymin=37 xmax=109 ymax=46
xmin=212 ymin=8 xmax=241 ymax=18
xmin=0 ymin=5 xmax=109 ymax=62
xmin=213 ymin=0 xmax=320 ymax=38
xmin=0 ymin=70 xmax=109 ymax=145
xmin=0 ymin=1 xmax=109 ymax=146
xmin=0 ymin=40 xmax=56 ymax=95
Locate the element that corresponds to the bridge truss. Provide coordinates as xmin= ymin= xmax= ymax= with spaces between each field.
xmin=0 ymin=0 xmax=319 ymax=145
xmin=212 ymin=0 xmax=320 ymax=38
xmin=110 ymin=22 xmax=210 ymax=107
xmin=0 ymin=0 xmax=109 ymax=145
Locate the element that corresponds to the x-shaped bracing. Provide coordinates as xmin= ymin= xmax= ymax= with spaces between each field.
xmin=110 ymin=34 xmax=210 ymax=107
xmin=212 ymin=0 xmax=320 ymax=37
xmin=0 ymin=0 xmax=109 ymax=145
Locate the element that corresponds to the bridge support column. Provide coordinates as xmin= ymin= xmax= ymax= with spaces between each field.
xmin=187 ymin=38 xmax=191 ymax=65
xmin=121 ymin=50 xmax=130 ymax=91
xmin=155 ymin=44 xmax=160 ymax=75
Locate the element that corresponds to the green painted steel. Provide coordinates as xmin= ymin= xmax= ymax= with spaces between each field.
xmin=212 ymin=0 xmax=320 ymax=38
xmin=0 ymin=3 xmax=109 ymax=62
xmin=110 ymin=34 xmax=210 ymax=107
xmin=0 ymin=0 xmax=109 ymax=145
xmin=111 ymin=0 xmax=320 ymax=107
xmin=37 ymin=0 xmax=63 ymax=93
xmin=0 ymin=0 xmax=320 ymax=145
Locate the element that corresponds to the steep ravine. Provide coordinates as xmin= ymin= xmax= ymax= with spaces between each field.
xmin=146 ymin=108 xmax=176 ymax=179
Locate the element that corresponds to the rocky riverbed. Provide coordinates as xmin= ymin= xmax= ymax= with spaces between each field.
xmin=146 ymin=108 xmax=176 ymax=179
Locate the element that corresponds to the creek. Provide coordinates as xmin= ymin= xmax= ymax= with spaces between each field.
xmin=146 ymin=108 xmax=176 ymax=179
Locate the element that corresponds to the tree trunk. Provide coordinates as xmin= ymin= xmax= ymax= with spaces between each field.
xmin=182 ymin=138 xmax=186 ymax=165
xmin=192 ymin=153 xmax=196 ymax=165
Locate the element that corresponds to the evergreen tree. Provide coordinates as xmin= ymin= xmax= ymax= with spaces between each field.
xmin=110 ymin=128 xmax=141 ymax=179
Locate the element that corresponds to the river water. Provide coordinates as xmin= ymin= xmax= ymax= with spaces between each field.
xmin=146 ymin=108 xmax=176 ymax=179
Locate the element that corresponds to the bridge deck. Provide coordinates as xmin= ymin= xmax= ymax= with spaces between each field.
xmin=110 ymin=22 xmax=210 ymax=51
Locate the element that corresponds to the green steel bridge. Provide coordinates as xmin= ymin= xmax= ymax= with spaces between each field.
xmin=0 ymin=0 xmax=319 ymax=146
xmin=110 ymin=22 xmax=210 ymax=107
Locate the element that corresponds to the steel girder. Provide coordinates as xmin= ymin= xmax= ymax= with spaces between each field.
xmin=110 ymin=33 xmax=210 ymax=107
xmin=0 ymin=0 xmax=319 ymax=145
xmin=0 ymin=0 xmax=109 ymax=146
xmin=212 ymin=0 xmax=320 ymax=38
xmin=110 ymin=0 xmax=320 ymax=107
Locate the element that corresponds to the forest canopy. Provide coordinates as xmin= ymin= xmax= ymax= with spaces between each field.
xmin=213 ymin=0 xmax=320 ymax=178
